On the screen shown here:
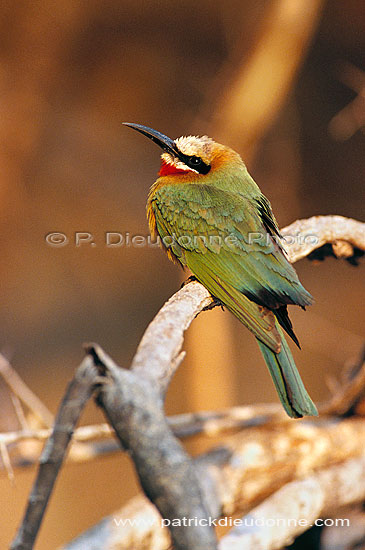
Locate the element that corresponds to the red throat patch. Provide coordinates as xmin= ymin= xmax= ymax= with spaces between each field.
xmin=158 ymin=160 xmax=190 ymax=177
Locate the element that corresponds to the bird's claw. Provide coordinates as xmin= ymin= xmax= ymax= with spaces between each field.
xmin=180 ymin=275 xmax=198 ymax=288
xmin=203 ymin=296 xmax=225 ymax=312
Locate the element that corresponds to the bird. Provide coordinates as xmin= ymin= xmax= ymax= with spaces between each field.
xmin=123 ymin=122 xmax=318 ymax=418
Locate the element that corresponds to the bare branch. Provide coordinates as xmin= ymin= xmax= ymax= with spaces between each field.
xmin=168 ymin=403 xmax=284 ymax=438
xmin=11 ymin=344 xmax=219 ymax=550
xmin=89 ymin=343 xmax=218 ymax=550
xmin=10 ymin=215 xmax=365 ymax=549
xmin=67 ymin=416 xmax=365 ymax=550
xmin=320 ymin=346 xmax=365 ymax=416
xmin=328 ymin=62 xmax=365 ymax=141
xmin=0 ymin=441 xmax=14 ymax=482
xmin=130 ymin=281 xmax=212 ymax=390
xmin=0 ymin=353 xmax=54 ymax=428
xmin=281 ymin=215 xmax=365 ymax=262
xmin=220 ymin=454 xmax=365 ymax=550
xmin=11 ymin=358 xmax=98 ymax=550
xmin=10 ymin=394 xmax=29 ymax=431
xmin=1 ymin=403 xmax=282 ymax=458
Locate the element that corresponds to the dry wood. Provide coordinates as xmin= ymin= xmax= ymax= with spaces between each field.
xmin=67 ymin=417 xmax=365 ymax=550
xmin=91 ymin=344 xmax=218 ymax=550
xmin=220 ymin=454 xmax=365 ymax=550
xmin=1 ymin=403 xmax=282 ymax=458
xmin=282 ymin=215 xmax=365 ymax=263
xmin=11 ymin=344 xmax=219 ymax=550
xmin=130 ymin=279 xmax=211 ymax=391
xmin=10 ymin=214 xmax=365 ymax=550
xmin=0 ymin=353 xmax=54 ymax=428
xmin=11 ymin=358 xmax=98 ymax=550
xmin=320 ymin=346 xmax=365 ymax=416
xmin=3 ymin=215 xmax=364 ymax=460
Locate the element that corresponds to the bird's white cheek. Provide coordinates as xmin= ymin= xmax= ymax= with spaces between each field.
xmin=161 ymin=153 xmax=198 ymax=174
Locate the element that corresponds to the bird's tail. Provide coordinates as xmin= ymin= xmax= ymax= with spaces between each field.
xmin=256 ymin=326 xmax=318 ymax=418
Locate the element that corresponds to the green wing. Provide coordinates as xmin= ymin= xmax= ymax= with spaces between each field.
xmin=151 ymin=183 xmax=312 ymax=351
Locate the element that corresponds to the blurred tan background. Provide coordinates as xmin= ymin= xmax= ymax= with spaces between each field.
xmin=0 ymin=1 xmax=364 ymax=548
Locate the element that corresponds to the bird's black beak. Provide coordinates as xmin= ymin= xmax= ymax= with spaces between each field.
xmin=123 ymin=122 xmax=180 ymax=158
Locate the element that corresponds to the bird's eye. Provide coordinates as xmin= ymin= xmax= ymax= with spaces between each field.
xmin=179 ymin=153 xmax=210 ymax=174
xmin=188 ymin=156 xmax=203 ymax=167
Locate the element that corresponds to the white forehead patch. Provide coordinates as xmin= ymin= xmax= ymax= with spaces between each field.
xmin=174 ymin=135 xmax=215 ymax=157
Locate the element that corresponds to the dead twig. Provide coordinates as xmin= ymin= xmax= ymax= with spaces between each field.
xmin=328 ymin=62 xmax=365 ymax=141
xmin=1 ymin=403 xmax=282 ymax=461
xmin=0 ymin=353 xmax=54 ymax=428
xmin=0 ymin=441 xmax=14 ymax=483
xmin=320 ymin=346 xmax=365 ymax=416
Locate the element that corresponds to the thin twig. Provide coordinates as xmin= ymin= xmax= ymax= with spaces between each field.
xmin=328 ymin=62 xmax=365 ymax=141
xmin=3 ymin=367 xmax=365 ymax=470
xmin=0 ymin=441 xmax=14 ymax=483
xmin=1 ymin=404 xmax=281 ymax=448
xmin=0 ymin=423 xmax=112 ymax=447
xmin=1 ymin=403 xmax=285 ymax=472
xmin=320 ymin=346 xmax=365 ymax=416
xmin=0 ymin=353 xmax=54 ymax=428
xmin=11 ymin=394 xmax=29 ymax=431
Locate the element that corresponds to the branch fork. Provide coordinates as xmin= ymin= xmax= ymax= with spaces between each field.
xmin=9 ymin=215 xmax=365 ymax=550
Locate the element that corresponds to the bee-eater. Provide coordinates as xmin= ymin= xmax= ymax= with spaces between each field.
xmin=124 ymin=123 xmax=318 ymax=418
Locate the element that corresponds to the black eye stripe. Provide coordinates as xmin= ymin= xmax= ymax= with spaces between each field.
xmin=178 ymin=153 xmax=211 ymax=175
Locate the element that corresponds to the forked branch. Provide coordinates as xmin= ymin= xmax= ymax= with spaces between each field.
xmin=10 ymin=215 xmax=365 ymax=550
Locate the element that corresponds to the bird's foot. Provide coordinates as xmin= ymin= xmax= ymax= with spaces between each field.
xmin=203 ymin=296 xmax=225 ymax=312
xmin=180 ymin=275 xmax=198 ymax=288
xmin=180 ymin=278 xmax=225 ymax=311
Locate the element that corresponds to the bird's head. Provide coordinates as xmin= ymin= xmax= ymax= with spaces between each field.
xmin=123 ymin=123 xmax=241 ymax=178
